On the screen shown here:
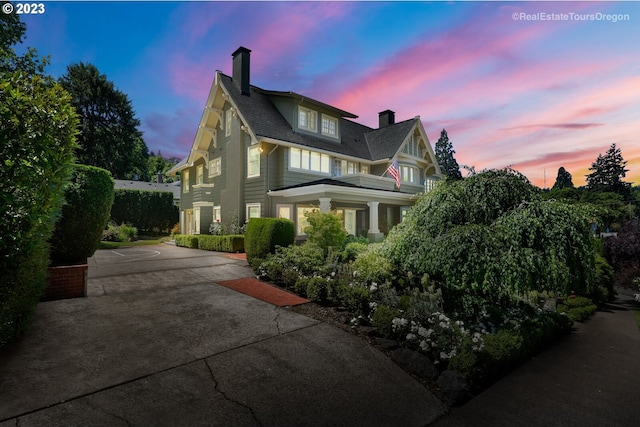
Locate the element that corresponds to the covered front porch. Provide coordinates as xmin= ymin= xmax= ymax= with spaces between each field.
xmin=267 ymin=179 xmax=421 ymax=241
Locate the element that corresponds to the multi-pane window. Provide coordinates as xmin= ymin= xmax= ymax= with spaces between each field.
xmin=225 ymin=109 xmax=232 ymax=136
xmin=246 ymin=203 xmax=261 ymax=220
xmin=183 ymin=170 xmax=190 ymax=193
xmin=298 ymin=107 xmax=317 ymax=132
xmin=321 ymin=115 xmax=338 ymax=137
xmin=401 ymin=165 xmax=419 ymax=184
xmin=209 ymin=157 xmax=222 ymax=177
xmin=213 ymin=206 xmax=221 ymax=222
xmin=333 ymin=159 xmax=360 ymax=176
xmin=247 ymin=146 xmax=260 ymax=177
xmin=196 ymin=164 xmax=204 ymax=185
xmin=290 ymin=148 xmax=330 ymax=173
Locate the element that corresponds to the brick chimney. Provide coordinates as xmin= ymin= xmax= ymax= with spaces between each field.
xmin=232 ymin=46 xmax=251 ymax=96
xmin=378 ymin=110 xmax=395 ymax=128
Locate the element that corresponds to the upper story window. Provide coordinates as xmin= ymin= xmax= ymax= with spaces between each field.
xmin=209 ymin=157 xmax=222 ymax=177
xmin=333 ymin=159 xmax=363 ymax=176
xmin=298 ymin=107 xmax=317 ymax=132
xmin=196 ymin=164 xmax=204 ymax=185
xmin=247 ymin=145 xmax=260 ymax=178
xmin=401 ymin=165 xmax=419 ymax=184
xmin=183 ymin=170 xmax=190 ymax=193
xmin=225 ymin=109 xmax=232 ymax=137
xmin=321 ymin=115 xmax=338 ymax=138
xmin=290 ymin=147 xmax=330 ymax=174
xmin=403 ymin=136 xmax=422 ymax=157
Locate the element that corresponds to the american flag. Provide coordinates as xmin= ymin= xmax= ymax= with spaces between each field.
xmin=386 ymin=160 xmax=400 ymax=188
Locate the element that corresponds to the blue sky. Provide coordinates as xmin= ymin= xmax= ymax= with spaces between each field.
xmin=19 ymin=1 xmax=640 ymax=187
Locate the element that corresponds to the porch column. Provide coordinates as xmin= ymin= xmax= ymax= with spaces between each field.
xmin=319 ymin=197 xmax=331 ymax=213
xmin=367 ymin=201 xmax=384 ymax=242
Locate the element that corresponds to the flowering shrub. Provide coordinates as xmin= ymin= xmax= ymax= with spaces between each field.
xmin=209 ymin=220 xmax=226 ymax=235
xmin=391 ymin=312 xmax=486 ymax=365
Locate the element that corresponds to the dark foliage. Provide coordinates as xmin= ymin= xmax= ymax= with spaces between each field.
xmin=50 ymin=165 xmax=114 ymax=265
xmin=110 ymin=189 xmax=178 ymax=233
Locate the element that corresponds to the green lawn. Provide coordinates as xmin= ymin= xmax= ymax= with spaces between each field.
xmin=98 ymin=239 xmax=168 ymax=249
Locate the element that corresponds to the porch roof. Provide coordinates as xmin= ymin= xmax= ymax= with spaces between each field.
xmin=267 ymin=179 xmax=420 ymax=205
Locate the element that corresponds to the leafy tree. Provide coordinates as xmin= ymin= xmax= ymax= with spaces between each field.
xmin=58 ymin=62 xmax=149 ymax=179
xmin=0 ymin=4 xmax=48 ymax=75
xmin=434 ymin=129 xmax=462 ymax=180
xmin=148 ymin=151 xmax=180 ymax=183
xmin=304 ymin=211 xmax=347 ymax=256
xmin=1 ymin=72 xmax=79 ymax=348
xmin=586 ymin=143 xmax=631 ymax=197
xmin=552 ymin=167 xmax=574 ymax=190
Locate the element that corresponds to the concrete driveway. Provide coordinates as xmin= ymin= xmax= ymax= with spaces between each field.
xmin=0 ymin=244 xmax=445 ymax=426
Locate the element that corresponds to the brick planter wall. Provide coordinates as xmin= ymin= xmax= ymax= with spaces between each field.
xmin=43 ymin=264 xmax=88 ymax=301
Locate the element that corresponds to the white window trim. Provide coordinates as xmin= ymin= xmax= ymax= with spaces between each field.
xmin=321 ymin=114 xmax=339 ymax=139
xmin=276 ymin=204 xmax=294 ymax=220
xmin=209 ymin=157 xmax=222 ymax=177
xmin=183 ymin=170 xmax=190 ymax=193
xmin=225 ymin=109 xmax=232 ymax=137
xmin=196 ymin=164 xmax=204 ymax=185
xmin=246 ymin=203 xmax=261 ymax=221
xmin=213 ymin=205 xmax=221 ymax=222
xmin=298 ymin=106 xmax=317 ymax=132
xmin=289 ymin=147 xmax=330 ymax=175
xmin=247 ymin=146 xmax=260 ymax=178
xmin=194 ymin=207 xmax=201 ymax=235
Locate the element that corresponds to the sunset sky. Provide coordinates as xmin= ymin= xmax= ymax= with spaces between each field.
xmin=19 ymin=1 xmax=640 ymax=188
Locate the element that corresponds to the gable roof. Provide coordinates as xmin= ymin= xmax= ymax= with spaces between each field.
xmin=218 ymin=73 xmax=418 ymax=162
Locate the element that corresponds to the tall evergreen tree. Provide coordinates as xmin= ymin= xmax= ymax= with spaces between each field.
xmin=586 ymin=143 xmax=631 ymax=196
xmin=0 ymin=3 xmax=48 ymax=75
xmin=552 ymin=167 xmax=574 ymax=190
xmin=434 ymin=129 xmax=462 ymax=180
xmin=58 ymin=62 xmax=149 ymax=179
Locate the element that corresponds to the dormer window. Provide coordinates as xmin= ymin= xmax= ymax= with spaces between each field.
xmin=321 ymin=114 xmax=338 ymax=138
xmin=298 ymin=107 xmax=317 ymax=132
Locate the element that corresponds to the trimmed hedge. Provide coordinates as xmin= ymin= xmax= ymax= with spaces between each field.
xmin=197 ymin=235 xmax=244 ymax=253
xmin=174 ymin=234 xmax=199 ymax=249
xmin=50 ymin=165 xmax=114 ymax=265
xmin=0 ymin=73 xmax=79 ymax=349
xmin=110 ymin=189 xmax=178 ymax=233
xmin=244 ymin=218 xmax=295 ymax=264
xmin=174 ymin=234 xmax=244 ymax=253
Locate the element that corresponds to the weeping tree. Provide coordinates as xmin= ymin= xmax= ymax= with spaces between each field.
xmin=379 ymin=168 xmax=597 ymax=313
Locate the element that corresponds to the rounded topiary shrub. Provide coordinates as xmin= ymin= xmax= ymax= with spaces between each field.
xmin=49 ymin=165 xmax=115 ymax=265
xmin=245 ymin=217 xmax=295 ymax=267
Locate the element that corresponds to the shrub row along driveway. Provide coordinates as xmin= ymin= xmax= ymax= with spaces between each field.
xmin=0 ymin=244 xmax=445 ymax=426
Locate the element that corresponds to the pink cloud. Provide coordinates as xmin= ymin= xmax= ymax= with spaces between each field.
xmin=142 ymin=109 xmax=198 ymax=159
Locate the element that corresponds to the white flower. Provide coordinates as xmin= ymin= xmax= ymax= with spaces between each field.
xmin=369 ymin=282 xmax=378 ymax=292
xmin=406 ymin=333 xmax=417 ymax=341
